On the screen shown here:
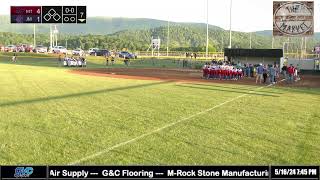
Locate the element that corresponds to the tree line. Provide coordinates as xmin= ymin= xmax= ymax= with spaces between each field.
xmin=0 ymin=25 xmax=318 ymax=52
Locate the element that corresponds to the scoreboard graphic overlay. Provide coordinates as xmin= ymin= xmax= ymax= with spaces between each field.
xmin=11 ymin=6 xmax=86 ymax=24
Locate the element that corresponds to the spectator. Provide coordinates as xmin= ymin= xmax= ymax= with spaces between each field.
xmin=250 ymin=64 xmax=254 ymax=77
xmin=124 ymin=59 xmax=129 ymax=66
xmin=295 ymin=64 xmax=300 ymax=81
xmin=81 ymin=57 xmax=86 ymax=67
xmin=316 ymin=60 xmax=320 ymax=70
xmin=58 ymin=55 xmax=62 ymax=66
xmin=12 ymin=53 xmax=17 ymax=63
xmin=274 ymin=64 xmax=280 ymax=83
xmin=282 ymin=64 xmax=287 ymax=81
xmin=269 ymin=65 xmax=276 ymax=84
xmin=246 ymin=63 xmax=251 ymax=77
xmin=287 ymin=64 xmax=295 ymax=83
xmin=256 ymin=63 xmax=264 ymax=84
xmin=111 ymin=56 xmax=115 ymax=65
xmin=105 ymin=54 xmax=109 ymax=66
xmin=263 ymin=65 xmax=268 ymax=83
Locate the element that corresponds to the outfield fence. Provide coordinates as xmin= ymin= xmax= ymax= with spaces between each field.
xmin=128 ymin=58 xmax=208 ymax=69
xmin=1 ymin=51 xmax=319 ymax=60
xmin=136 ymin=51 xmax=225 ymax=60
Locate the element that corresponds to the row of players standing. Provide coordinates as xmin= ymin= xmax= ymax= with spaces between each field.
xmin=202 ymin=61 xmax=243 ymax=81
xmin=59 ymin=55 xmax=87 ymax=67
xmin=203 ymin=61 xmax=300 ymax=84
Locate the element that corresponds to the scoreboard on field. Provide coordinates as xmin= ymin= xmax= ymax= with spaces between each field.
xmin=10 ymin=6 xmax=86 ymax=24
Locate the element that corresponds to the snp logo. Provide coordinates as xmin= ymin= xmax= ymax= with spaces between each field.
xmin=14 ymin=167 xmax=34 ymax=178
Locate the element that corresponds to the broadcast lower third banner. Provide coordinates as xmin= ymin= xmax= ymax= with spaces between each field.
xmin=0 ymin=166 xmax=319 ymax=180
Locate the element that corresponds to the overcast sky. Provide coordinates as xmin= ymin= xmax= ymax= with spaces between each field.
xmin=1 ymin=0 xmax=320 ymax=32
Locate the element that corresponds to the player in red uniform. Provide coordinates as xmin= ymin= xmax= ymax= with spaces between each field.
xmin=209 ymin=67 xmax=214 ymax=79
xmin=202 ymin=64 xmax=209 ymax=79
xmin=213 ymin=68 xmax=217 ymax=79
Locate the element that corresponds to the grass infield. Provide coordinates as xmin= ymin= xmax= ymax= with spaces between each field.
xmin=0 ymin=55 xmax=319 ymax=165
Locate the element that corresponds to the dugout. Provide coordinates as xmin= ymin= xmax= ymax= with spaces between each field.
xmin=224 ymin=48 xmax=283 ymax=66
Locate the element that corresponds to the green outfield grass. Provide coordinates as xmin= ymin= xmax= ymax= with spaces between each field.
xmin=0 ymin=56 xmax=319 ymax=165
xmin=0 ymin=53 xmax=204 ymax=69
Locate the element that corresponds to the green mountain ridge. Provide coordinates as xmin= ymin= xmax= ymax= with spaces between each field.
xmin=0 ymin=15 xmax=223 ymax=35
xmin=1 ymin=16 xmax=320 ymax=51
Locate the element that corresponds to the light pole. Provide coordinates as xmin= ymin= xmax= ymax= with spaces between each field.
xmin=228 ymin=0 xmax=233 ymax=49
xmin=167 ymin=20 xmax=170 ymax=57
xmin=53 ymin=25 xmax=58 ymax=46
xmin=49 ymin=25 xmax=52 ymax=52
xmin=221 ymin=36 xmax=224 ymax=52
xmin=283 ymin=42 xmax=293 ymax=58
xmin=33 ymin=24 xmax=36 ymax=48
xmin=205 ymin=0 xmax=209 ymax=60
xmin=249 ymin=32 xmax=252 ymax=49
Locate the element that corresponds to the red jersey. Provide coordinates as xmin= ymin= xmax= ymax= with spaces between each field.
xmin=288 ymin=67 xmax=295 ymax=74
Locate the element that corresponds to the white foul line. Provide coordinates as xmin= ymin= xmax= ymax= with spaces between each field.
xmin=69 ymin=81 xmax=280 ymax=165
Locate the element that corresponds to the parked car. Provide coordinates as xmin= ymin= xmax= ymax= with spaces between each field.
xmin=22 ymin=44 xmax=33 ymax=52
xmin=118 ymin=51 xmax=137 ymax=59
xmin=72 ymin=48 xmax=84 ymax=56
xmin=16 ymin=45 xmax=25 ymax=52
xmin=0 ymin=45 xmax=5 ymax=52
xmin=90 ymin=49 xmax=110 ymax=56
xmin=52 ymin=46 xmax=67 ymax=54
xmin=88 ymin=48 xmax=99 ymax=55
xmin=5 ymin=45 xmax=16 ymax=52
xmin=33 ymin=45 xmax=48 ymax=53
